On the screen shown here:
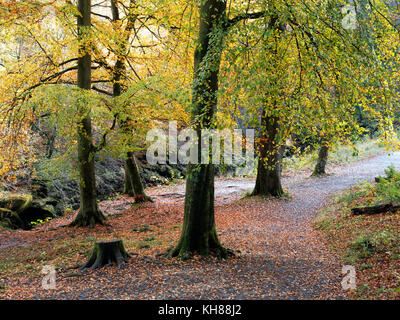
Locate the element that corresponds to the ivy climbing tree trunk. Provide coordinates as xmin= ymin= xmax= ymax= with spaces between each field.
xmin=169 ymin=0 xmax=229 ymax=260
xmin=252 ymin=113 xmax=284 ymax=197
xmin=71 ymin=0 xmax=105 ymax=228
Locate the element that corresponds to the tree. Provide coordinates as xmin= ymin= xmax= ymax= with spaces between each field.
xmin=108 ymin=0 xmax=152 ymax=203
xmin=250 ymin=11 xmax=287 ymax=197
xmin=71 ymin=0 xmax=106 ymax=227
xmin=89 ymin=0 xmax=191 ymax=203
xmin=0 ymin=0 xmax=190 ymax=210
xmin=169 ymin=0 xmax=228 ymax=259
xmin=219 ymin=0 xmax=381 ymax=197
xmin=169 ymin=0 xmax=268 ymax=259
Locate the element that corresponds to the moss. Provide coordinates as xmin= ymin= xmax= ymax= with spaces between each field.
xmin=0 ymin=208 xmax=24 ymax=229
xmin=0 ymin=194 xmax=32 ymax=213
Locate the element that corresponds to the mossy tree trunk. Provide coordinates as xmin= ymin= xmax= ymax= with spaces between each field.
xmin=252 ymin=113 xmax=284 ymax=197
xmin=71 ymin=0 xmax=105 ymax=228
xmin=170 ymin=163 xmax=227 ymax=259
xmin=169 ymin=0 xmax=229 ymax=260
xmin=111 ymin=0 xmax=151 ymax=203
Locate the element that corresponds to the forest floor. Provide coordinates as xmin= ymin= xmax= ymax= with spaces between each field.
xmin=0 ymin=150 xmax=399 ymax=300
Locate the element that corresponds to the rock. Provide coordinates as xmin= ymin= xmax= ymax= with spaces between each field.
xmin=31 ymin=198 xmax=62 ymax=216
xmin=0 ymin=208 xmax=24 ymax=229
xmin=0 ymin=194 xmax=32 ymax=213
xmin=158 ymin=165 xmax=169 ymax=177
xmin=25 ymin=153 xmax=188 ymax=212
xmin=31 ymin=178 xmax=49 ymax=198
xmin=0 ymin=194 xmax=58 ymax=230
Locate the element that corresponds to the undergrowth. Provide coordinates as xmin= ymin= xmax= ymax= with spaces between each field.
xmin=314 ymin=165 xmax=400 ymax=299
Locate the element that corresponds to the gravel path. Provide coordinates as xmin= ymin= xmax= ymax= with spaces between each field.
xmin=2 ymin=152 xmax=400 ymax=300
xmin=150 ymin=151 xmax=400 ymax=205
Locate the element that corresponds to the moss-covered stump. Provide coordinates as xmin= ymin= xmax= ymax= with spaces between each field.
xmin=81 ymin=239 xmax=131 ymax=269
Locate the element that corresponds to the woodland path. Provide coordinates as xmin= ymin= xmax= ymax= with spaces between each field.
xmin=1 ymin=151 xmax=400 ymax=299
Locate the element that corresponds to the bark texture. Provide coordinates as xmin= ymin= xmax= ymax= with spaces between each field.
xmin=125 ymin=152 xmax=153 ymax=202
xmin=123 ymin=161 xmax=135 ymax=196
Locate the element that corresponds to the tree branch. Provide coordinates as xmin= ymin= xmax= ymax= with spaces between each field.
xmin=93 ymin=116 xmax=117 ymax=152
xmin=226 ymin=11 xmax=268 ymax=29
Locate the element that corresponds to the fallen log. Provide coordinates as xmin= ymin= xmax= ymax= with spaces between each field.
xmin=351 ymin=203 xmax=400 ymax=215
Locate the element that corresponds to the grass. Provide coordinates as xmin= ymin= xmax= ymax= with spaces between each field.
xmin=314 ymin=168 xmax=400 ymax=299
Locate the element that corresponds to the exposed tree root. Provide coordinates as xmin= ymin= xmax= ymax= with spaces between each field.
xmin=134 ymin=194 xmax=154 ymax=203
xmin=168 ymin=235 xmax=234 ymax=261
xmin=69 ymin=209 xmax=106 ymax=229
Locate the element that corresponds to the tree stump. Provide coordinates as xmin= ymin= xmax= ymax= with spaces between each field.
xmin=81 ymin=239 xmax=130 ymax=269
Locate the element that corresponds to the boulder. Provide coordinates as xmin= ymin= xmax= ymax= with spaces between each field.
xmin=31 ymin=178 xmax=49 ymax=198
xmin=0 ymin=208 xmax=24 ymax=229
xmin=0 ymin=194 xmax=58 ymax=230
xmin=0 ymin=194 xmax=32 ymax=213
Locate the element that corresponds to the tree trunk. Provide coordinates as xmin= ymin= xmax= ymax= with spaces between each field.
xmin=251 ymin=13 xmax=286 ymax=198
xmin=125 ymin=152 xmax=153 ymax=202
xmin=80 ymin=239 xmax=130 ymax=269
xmin=252 ymin=114 xmax=284 ymax=197
xmin=312 ymin=144 xmax=329 ymax=176
xmin=169 ymin=0 xmax=229 ymax=259
xmin=170 ymin=163 xmax=228 ymax=259
xmin=71 ymin=0 xmax=105 ymax=228
xmin=110 ymin=0 xmax=151 ymax=203
xmin=123 ymin=161 xmax=134 ymax=196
